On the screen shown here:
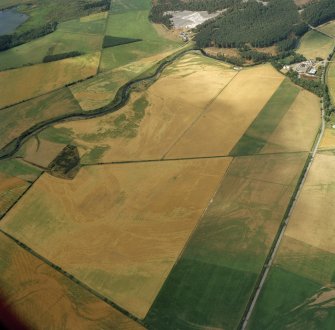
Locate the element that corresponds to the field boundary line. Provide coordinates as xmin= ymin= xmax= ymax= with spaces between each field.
xmin=239 ymin=106 xmax=325 ymax=329
xmin=161 ymin=70 xmax=240 ymax=159
xmin=0 ymin=171 xmax=44 ymax=222
xmin=80 ymin=150 xmax=307 ymax=167
xmin=144 ymin=157 xmax=235 ymax=324
xmin=0 ymin=229 xmax=145 ymax=327
xmin=97 ymin=0 xmax=112 ymax=73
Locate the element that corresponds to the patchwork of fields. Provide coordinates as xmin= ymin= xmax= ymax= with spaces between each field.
xmin=0 ymin=0 xmax=327 ymax=329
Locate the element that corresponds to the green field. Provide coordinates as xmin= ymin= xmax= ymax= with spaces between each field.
xmin=100 ymin=0 xmax=181 ymax=71
xmin=0 ymin=13 xmax=107 ymax=71
xmin=145 ymin=152 xmax=309 ymax=330
xmin=297 ymin=30 xmax=334 ymax=60
xmin=230 ymin=79 xmax=300 ymax=156
xmin=248 ymin=152 xmax=335 ymax=329
xmin=0 ymin=88 xmax=82 ymax=150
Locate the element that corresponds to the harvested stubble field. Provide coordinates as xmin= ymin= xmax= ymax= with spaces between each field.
xmin=319 ymin=20 xmax=335 ymax=38
xmin=69 ymin=50 xmax=179 ymax=111
xmin=0 ymin=88 xmax=82 ymax=150
xmin=0 ymin=233 xmax=145 ymax=330
xmin=0 ymin=158 xmax=232 ymax=319
xmin=166 ymin=64 xmax=285 ymax=159
xmin=297 ymin=30 xmax=334 ymax=60
xmin=145 ymin=152 xmax=310 ymax=330
xmin=249 ymin=153 xmax=335 ymax=329
xmin=0 ymin=52 xmax=100 ymax=109
xmin=57 ymin=53 xmax=237 ymax=163
xmin=0 ymin=159 xmax=41 ymax=217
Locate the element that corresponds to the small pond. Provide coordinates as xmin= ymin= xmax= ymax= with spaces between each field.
xmin=0 ymin=8 xmax=28 ymax=35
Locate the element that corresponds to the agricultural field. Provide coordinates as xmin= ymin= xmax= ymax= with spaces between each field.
xmin=297 ymin=30 xmax=334 ymax=60
xmin=0 ymin=0 xmax=327 ymax=327
xmin=145 ymin=152 xmax=309 ymax=329
xmin=0 ymin=12 xmax=108 ymax=71
xmin=319 ymin=20 xmax=335 ymax=38
xmin=48 ymin=53 xmax=238 ymax=162
xmin=99 ymin=0 xmax=181 ymax=71
xmin=0 ymin=158 xmax=41 ymax=218
xmin=327 ymin=53 xmax=335 ymax=103
xmin=0 ymin=232 xmax=145 ymax=330
xmin=249 ymin=153 xmax=335 ymax=329
xmin=0 ymin=88 xmax=82 ymax=150
xmin=0 ymin=52 xmax=100 ymax=108
xmin=0 ymin=158 xmax=232 ymax=318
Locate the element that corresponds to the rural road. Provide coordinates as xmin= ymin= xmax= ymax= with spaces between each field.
xmin=240 ymin=61 xmax=328 ymax=330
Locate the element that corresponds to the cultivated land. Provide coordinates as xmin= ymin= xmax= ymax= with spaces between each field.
xmin=249 ymin=153 xmax=335 ymax=329
xmin=0 ymin=233 xmax=145 ymax=330
xmin=0 ymin=52 xmax=100 ymax=109
xmin=0 ymin=158 xmax=232 ymax=319
xmin=0 ymin=0 xmax=327 ymax=328
xmin=145 ymin=152 xmax=310 ymax=330
xmin=53 ymin=53 xmax=237 ymax=163
xmin=0 ymin=12 xmax=108 ymax=71
xmin=166 ymin=64 xmax=285 ymax=158
xmin=319 ymin=20 xmax=335 ymax=38
xmin=0 ymin=88 xmax=82 ymax=150
xmin=297 ymin=30 xmax=334 ymax=60
xmin=99 ymin=0 xmax=181 ymax=71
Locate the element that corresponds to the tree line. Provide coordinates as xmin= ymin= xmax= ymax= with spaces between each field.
xmin=0 ymin=22 xmax=58 ymax=51
xmin=302 ymin=0 xmax=335 ymax=26
xmin=195 ymin=0 xmax=305 ymax=48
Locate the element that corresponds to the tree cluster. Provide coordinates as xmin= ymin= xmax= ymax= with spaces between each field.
xmin=195 ymin=0 xmax=304 ymax=48
xmin=83 ymin=0 xmax=111 ymax=11
xmin=0 ymin=22 xmax=58 ymax=51
xmin=302 ymin=0 xmax=335 ymax=26
xmin=102 ymin=36 xmax=142 ymax=48
xmin=43 ymin=51 xmax=83 ymax=63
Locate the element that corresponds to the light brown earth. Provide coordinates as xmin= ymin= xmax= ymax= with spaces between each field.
xmin=0 ymin=157 xmax=232 ymax=318
xmin=166 ymin=64 xmax=284 ymax=158
xmin=62 ymin=54 xmax=237 ymax=162
xmin=0 ymin=52 xmax=100 ymax=109
xmin=285 ymin=153 xmax=335 ymax=254
xmin=0 ymin=233 xmax=144 ymax=330
xmin=261 ymin=90 xmax=321 ymax=153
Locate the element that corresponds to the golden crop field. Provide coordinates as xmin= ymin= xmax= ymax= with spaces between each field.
xmin=261 ymin=90 xmax=321 ymax=153
xmin=0 ymin=158 xmax=232 ymax=318
xmin=60 ymin=53 xmax=238 ymax=163
xmin=0 ymin=52 xmax=100 ymax=109
xmin=166 ymin=64 xmax=284 ymax=158
xmin=0 ymin=233 xmax=144 ymax=330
